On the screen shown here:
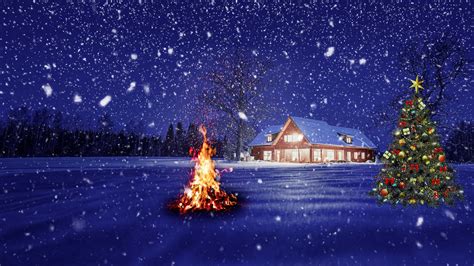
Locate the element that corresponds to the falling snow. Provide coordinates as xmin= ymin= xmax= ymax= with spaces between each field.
xmin=73 ymin=94 xmax=82 ymax=103
xmin=41 ymin=83 xmax=53 ymax=97
xmin=99 ymin=95 xmax=112 ymax=107
xmin=0 ymin=1 xmax=472 ymax=264
xmin=416 ymin=216 xmax=424 ymax=227
xmin=324 ymin=47 xmax=335 ymax=58
xmin=238 ymin=112 xmax=248 ymax=121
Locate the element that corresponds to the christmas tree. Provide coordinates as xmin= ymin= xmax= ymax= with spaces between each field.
xmin=371 ymin=76 xmax=463 ymax=206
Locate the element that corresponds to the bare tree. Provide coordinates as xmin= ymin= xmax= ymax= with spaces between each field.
xmin=203 ymin=50 xmax=273 ymax=160
xmin=378 ymin=33 xmax=469 ymax=126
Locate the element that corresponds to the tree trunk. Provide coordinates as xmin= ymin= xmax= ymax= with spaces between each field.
xmin=235 ymin=120 xmax=243 ymax=161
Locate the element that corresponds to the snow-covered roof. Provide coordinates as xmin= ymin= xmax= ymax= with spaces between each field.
xmin=249 ymin=116 xmax=376 ymax=148
xmin=248 ymin=125 xmax=283 ymax=146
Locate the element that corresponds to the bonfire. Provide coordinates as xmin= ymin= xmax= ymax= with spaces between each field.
xmin=170 ymin=125 xmax=237 ymax=214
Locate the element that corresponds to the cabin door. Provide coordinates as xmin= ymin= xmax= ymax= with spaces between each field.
xmin=291 ymin=150 xmax=298 ymax=162
xmin=346 ymin=151 xmax=351 ymax=162
xmin=299 ymin=149 xmax=310 ymax=163
xmin=275 ymin=150 xmax=281 ymax=162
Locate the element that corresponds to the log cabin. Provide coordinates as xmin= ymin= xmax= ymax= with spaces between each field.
xmin=249 ymin=116 xmax=376 ymax=163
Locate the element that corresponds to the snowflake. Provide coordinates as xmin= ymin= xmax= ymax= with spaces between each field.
xmin=324 ymin=47 xmax=335 ymax=58
xmin=74 ymin=94 xmax=82 ymax=103
xmin=41 ymin=83 xmax=53 ymax=97
xmin=99 ymin=95 xmax=112 ymax=107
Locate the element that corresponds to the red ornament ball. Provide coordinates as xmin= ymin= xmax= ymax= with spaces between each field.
xmin=439 ymin=155 xmax=446 ymax=162
xmin=398 ymin=121 xmax=407 ymax=127
xmin=380 ymin=189 xmax=389 ymax=197
xmin=398 ymin=182 xmax=406 ymax=189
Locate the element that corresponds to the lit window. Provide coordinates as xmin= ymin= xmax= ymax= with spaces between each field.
xmin=354 ymin=152 xmax=359 ymax=159
xmin=291 ymin=150 xmax=298 ymax=161
xmin=361 ymin=152 xmax=365 ymax=159
xmin=263 ymin=151 xmax=272 ymax=161
xmin=266 ymin=135 xmax=272 ymax=142
xmin=345 ymin=136 xmax=352 ymax=144
xmin=337 ymin=150 xmax=344 ymax=161
xmin=313 ymin=149 xmax=321 ymax=161
xmin=284 ymin=134 xmax=303 ymax=142
xmin=325 ymin=150 xmax=335 ymax=161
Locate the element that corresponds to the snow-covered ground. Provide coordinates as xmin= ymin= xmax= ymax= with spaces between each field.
xmin=0 ymin=157 xmax=472 ymax=265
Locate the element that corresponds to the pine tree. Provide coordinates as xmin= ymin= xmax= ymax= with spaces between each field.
xmin=162 ymin=123 xmax=175 ymax=156
xmin=371 ymin=76 xmax=463 ymax=206
xmin=186 ymin=123 xmax=201 ymax=155
xmin=175 ymin=122 xmax=186 ymax=156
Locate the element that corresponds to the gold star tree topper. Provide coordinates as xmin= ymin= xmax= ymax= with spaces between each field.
xmin=410 ymin=75 xmax=424 ymax=94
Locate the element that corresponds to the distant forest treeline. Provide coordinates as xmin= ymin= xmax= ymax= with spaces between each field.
xmin=0 ymin=107 xmax=228 ymax=158
xmin=0 ymin=107 xmax=472 ymax=162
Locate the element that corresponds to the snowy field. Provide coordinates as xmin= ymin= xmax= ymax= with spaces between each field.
xmin=0 ymin=157 xmax=473 ymax=265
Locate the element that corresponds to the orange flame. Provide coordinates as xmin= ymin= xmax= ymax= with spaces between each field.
xmin=171 ymin=125 xmax=237 ymax=214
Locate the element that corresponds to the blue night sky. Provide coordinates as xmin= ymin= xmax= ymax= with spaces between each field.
xmin=0 ymin=1 xmax=472 ymax=149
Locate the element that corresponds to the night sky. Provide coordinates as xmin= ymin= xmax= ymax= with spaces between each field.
xmin=0 ymin=1 xmax=472 ymax=149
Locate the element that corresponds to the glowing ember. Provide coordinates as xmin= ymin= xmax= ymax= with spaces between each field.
xmin=170 ymin=125 xmax=237 ymax=214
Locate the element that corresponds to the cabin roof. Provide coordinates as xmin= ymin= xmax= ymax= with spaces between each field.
xmin=249 ymin=116 xmax=376 ymax=148
xmin=248 ymin=125 xmax=283 ymax=146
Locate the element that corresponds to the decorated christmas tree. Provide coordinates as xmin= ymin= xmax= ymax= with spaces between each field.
xmin=371 ymin=76 xmax=463 ymax=206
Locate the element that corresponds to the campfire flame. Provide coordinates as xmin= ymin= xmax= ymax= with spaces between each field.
xmin=171 ymin=125 xmax=237 ymax=214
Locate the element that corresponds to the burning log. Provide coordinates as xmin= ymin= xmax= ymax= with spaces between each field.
xmin=170 ymin=125 xmax=237 ymax=214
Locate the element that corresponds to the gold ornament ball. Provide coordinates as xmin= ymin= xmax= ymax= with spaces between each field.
xmin=399 ymin=151 xmax=406 ymax=158
xmin=399 ymin=139 xmax=406 ymax=145
xmin=422 ymin=155 xmax=428 ymax=161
